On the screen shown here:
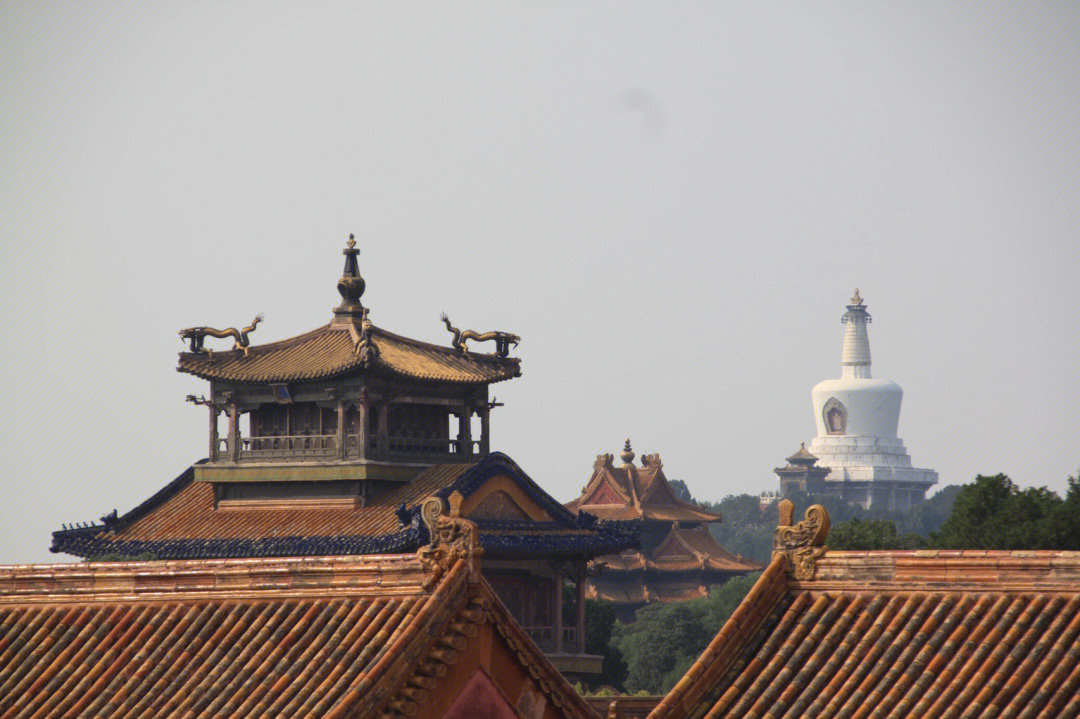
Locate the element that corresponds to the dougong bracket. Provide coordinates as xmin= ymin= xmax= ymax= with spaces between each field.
xmin=773 ymin=499 xmax=830 ymax=581
xmin=418 ymin=493 xmax=483 ymax=587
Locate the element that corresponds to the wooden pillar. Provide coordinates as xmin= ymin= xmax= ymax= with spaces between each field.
xmin=336 ymin=399 xmax=346 ymax=460
xmin=228 ymin=403 xmax=240 ymax=463
xmin=458 ymin=402 xmax=472 ymax=456
xmin=376 ymin=400 xmax=389 ymax=460
xmin=208 ymin=405 xmax=218 ymax=461
xmin=554 ymin=571 xmax=564 ymax=654
xmin=575 ymin=567 xmax=586 ymax=654
xmin=479 ymin=404 xmax=490 ymax=456
xmin=358 ymin=392 xmax=370 ymax=460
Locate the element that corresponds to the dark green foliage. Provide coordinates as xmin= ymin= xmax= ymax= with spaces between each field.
xmin=809 ymin=472 xmax=1080 ymax=551
xmin=704 ymin=495 xmax=775 ymax=564
xmin=564 ymin=587 xmax=628 ymax=689
xmin=931 ymin=472 xmax=1080 ymax=550
xmin=707 ymin=484 xmax=963 ymax=558
xmin=612 ymin=573 xmax=760 ymax=694
xmin=827 ymin=518 xmax=926 ymax=550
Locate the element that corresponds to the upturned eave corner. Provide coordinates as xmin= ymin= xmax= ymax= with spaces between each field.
xmin=772 ymin=498 xmax=830 ymax=581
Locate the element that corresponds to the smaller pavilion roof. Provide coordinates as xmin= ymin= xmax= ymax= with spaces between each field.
xmin=52 ymin=452 xmax=636 ymax=561
xmin=596 ymin=525 xmax=759 ymax=574
xmin=0 ymin=539 xmax=597 ymax=718
xmin=566 ymin=442 xmax=721 ymax=524
xmin=649 ymin=501 xmax=1080 ymax=719
xmin=784 ymin=442 xmax=820 ymax=465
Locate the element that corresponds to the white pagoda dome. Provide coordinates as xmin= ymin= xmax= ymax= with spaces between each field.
xmin=805 ymin=290 xmax=937 ymax=510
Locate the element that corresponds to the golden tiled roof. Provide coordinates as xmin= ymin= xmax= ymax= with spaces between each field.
xmin=597 ymin=525 xmax=760 ymax=575
xmin=177 ymin=324 xmax=520 ymax=384
xmin=569 ymin=455 xmax=722 ymax=524
xmin=0 ymin=554 xmax=596 ymax=719
xmin=651 ymin=543 xmax=1080 ymax=719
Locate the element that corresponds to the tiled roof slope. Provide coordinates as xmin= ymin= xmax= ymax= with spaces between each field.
xmin=567 ymin=453 xmax=721 ymax=524
xmin=0 ymin=553 xmax=598 ymax=719
xmin=650 ymin=508 xmax=1080 ymax=719
xmin=596 ymin=526 xmax=759 ymax=574
xmin=177 ymin=324 xmax=520 ymax=384
xmin=52 ymin=453 xmax=636 ymax=561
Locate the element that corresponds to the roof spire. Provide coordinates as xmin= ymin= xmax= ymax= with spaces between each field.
xmin=620 ymin=438 xmax=635 ymax=467
xmin=840 ymin=289 xmax=872 ymax=379
xmin=334 ymin=233 xmax=366 ymax=322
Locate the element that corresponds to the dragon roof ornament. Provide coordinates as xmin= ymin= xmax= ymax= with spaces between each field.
xmin=440 ymin=313 xmax=520 ymax=358
xmin=773 ymin=499 xmax=830 ymax=581
xmin=178 ymin=314 xmax=263 ymax=357
xmin=418 ymin=492 xmax=483 ymax=587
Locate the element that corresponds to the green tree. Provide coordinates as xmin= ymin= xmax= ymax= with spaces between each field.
xmin=564 ymin=589 xmax=628 ymax=690
xmin=827 ymin=518 xmax=925 ymax=550
xmin=613 ymin=573 xmax=759 ymax=694
xmin=931 ymin=473 xmax=1079 ymax=550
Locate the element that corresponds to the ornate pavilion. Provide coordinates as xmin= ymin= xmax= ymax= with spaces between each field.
xmin=51 ymin=236 xmax=634 ymax=675
xmin=565 ymin=441 xmax=759 ymax=621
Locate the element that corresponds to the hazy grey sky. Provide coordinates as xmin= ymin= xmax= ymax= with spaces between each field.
xmin=2 ymin=3 xmax=1078 ymax=564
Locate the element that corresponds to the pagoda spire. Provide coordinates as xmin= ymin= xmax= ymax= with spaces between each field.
xmin=840 ymin=289 xmax=872 ymax=379
xmin=334 ymin=233 xmax=366 ymax=322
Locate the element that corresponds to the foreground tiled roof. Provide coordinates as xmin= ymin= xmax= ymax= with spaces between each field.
xmin=177 ymin=323 xmax=520 ymax=385
xmin=52 ymin=453 xmax=636 ymax=561
xmin=0 ymin=551 xmax=598 ymax=719
xmin=650 ymin=504 xmax=1080 ymax=719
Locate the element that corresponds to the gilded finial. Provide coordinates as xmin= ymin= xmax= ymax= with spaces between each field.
xmin=620 ymin=439 xmax=635 ymax=467
xmin=851 ymin=288 xmax=863 ymax=305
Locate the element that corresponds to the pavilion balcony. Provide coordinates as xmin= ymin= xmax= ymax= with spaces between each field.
xmin=214 ymin=435 xmax=481 ymax=464
xmin=523 ymin=626 xmax=579 ymax=654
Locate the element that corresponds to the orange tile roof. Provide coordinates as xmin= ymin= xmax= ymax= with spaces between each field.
xmin=52 ymin=454 xmax=636 ymax=561
xmin=0 ymin=554 xmax=597 ymax=719
xmin=651 ymin=530 xmax=1080 ymax=718
xmin=177 ymin=324 xmax=520 ymax=385
xmin=569 ymin=455 xmax=721 ymax=524
xmin=598 ymin=525 xmax=760 ymax=575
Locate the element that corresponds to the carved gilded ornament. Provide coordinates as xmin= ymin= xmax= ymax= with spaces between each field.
xmin=179 ymin=314 xmax=263 ymax=357
xmin=772 ymin=499 xmax=830 ymax=580
xmin=418 ymin=493 xmax=483 ymax=587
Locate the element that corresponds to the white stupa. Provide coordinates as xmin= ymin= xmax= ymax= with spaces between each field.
xmin=804 ymin=290 xmax=938 ymax=510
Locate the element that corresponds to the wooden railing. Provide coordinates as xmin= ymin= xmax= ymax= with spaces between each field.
xmin=522 ymin=626 xmax=582 ymax=654
xmin=215 ymin=435 xmax=481 ymax=462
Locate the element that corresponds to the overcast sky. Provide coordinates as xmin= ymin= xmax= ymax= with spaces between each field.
xmin=2 ymin=3 xmax=1078 ymax=564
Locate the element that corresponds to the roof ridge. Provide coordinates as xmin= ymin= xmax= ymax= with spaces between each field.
xmin=370 ymin=325 xmax=517 ymax=365
xmin=179 ymin=323 xmax=339 ymax=358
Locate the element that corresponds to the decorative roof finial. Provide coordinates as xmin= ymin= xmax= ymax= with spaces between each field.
xmin=841 ymin=289 xmax=872 ymax=377
xmin=620 ymin=439 xmax=635 ymax=467
xmin=334 ymin=233 xmax=366 ymax=322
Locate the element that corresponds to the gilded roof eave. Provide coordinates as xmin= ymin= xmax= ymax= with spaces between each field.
xmin=176 ymin=323 xmax=520 ymax=385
